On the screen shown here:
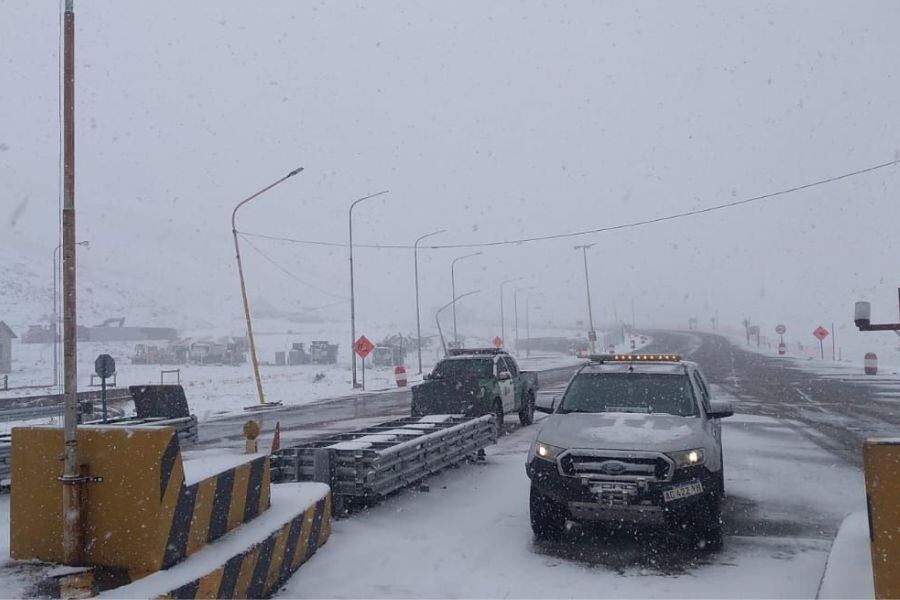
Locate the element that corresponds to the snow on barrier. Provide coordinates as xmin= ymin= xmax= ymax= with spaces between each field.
xmin=271 ymin=414 xmax=496 ymax=504
xmin=0 ymin=415 xmax=198 ymax=490
xmin=10 ymin=425 xmax=332 ymax=598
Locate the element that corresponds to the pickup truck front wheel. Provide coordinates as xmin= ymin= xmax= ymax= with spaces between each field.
xmin=493 ymin=399 xmax=504 ymax=430
xmin=530 ymin=484 xmax=567 ymax=540
xmin=518 ymin=391 xmax=535 ymax=426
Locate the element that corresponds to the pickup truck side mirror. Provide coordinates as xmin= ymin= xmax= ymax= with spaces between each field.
xmin=707 ymin=400 xmax=734 ymax=419
xmin=498 ymin=371 xmax=511 ymax=381
xmin=534 ymin=396 xmax=557 ymax=414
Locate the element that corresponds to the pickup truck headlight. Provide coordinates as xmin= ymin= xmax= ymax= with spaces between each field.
xmin=534 ymin=442 xmax=565 ymax=462
xmin=667 ymin=448 xmax=705 ymax=468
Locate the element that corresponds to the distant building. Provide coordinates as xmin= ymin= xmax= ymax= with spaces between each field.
xmin=0 ymin=321 xmax=17 ymax=374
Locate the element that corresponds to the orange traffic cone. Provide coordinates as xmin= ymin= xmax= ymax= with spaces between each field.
xmin=271 ymin=421 xmax=281 ymax=453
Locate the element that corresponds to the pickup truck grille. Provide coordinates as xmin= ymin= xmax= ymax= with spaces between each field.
xmin=558 ymin=449 xmax=673 ymax=482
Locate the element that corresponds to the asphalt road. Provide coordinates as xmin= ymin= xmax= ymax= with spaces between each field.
xmin=641 ymin=329 xmax=899 ymax=466
xmin=195 ymin=363 xmax=583 ymax=448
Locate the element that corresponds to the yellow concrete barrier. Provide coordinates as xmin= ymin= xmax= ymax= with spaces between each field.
xmin=10 ymin=426 xmax=269 ymax=577
xmin=863 ymin=438 xmax=900 ymax=599
xmin=161 ymin=492 xmax=331 ymax=599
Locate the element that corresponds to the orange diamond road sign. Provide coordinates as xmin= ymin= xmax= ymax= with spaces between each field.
xmin=492 ymin=336 xmax=503 ymax=348
xmin=354 ymin=335 xmax=375 ymax=359
xmin=813 ymin=326 xmax=829 ymax=341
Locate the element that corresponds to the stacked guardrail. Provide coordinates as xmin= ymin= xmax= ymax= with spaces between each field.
xmin=272 ymin=414 xmax=496 ymax=501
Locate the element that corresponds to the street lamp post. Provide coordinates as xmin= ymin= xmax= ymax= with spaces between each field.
xmin=574 ymin=244 xmax=598 ymax=354
xmin=232 ymin=166 xmax=304 ymax=407
xmin=414 ymin=229 xmax=445 ymax=374
xmin=348 ymin=190 xmax=389 ymax=389
xmin=514 ymin=286 xmax=534 ymax=355
xmin=499 ymin=278 xmax=522 ymax=349
xmin=525 ymin=292 xmax=541 ymax=358
xmin=435 ymin=290 xmax=480 ymax=356
xmin=450 ymin=252 xmax=481 ymax=345
xmin=52 ymin=241 xmax=88 ymax=390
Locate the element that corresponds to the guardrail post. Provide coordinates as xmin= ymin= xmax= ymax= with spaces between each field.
xmin=313 ymin=448 xmax=334 ymax=486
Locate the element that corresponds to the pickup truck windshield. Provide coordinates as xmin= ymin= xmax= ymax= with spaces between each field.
xmin=559 ymin=373 xmax=697 ymax=416
xmin=431 ymin=358 xmax=493 ymax=379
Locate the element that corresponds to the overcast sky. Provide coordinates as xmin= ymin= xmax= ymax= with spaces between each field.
xmin=2 ymin=1 xmax=899 ymax=342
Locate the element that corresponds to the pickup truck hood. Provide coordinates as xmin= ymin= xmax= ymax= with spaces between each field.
xmin=537 ymin=412 xmax=708 ymax=453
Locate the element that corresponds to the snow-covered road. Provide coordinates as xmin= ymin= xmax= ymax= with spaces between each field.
xmin=279 ymin=388 xmax=866 ymax=598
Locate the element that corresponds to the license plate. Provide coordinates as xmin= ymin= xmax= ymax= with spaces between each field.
xmin=663 ymin=481 xmax=703 ymax=502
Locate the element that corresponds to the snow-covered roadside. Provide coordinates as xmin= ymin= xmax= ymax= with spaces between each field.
xmin=817 ymin=511 xmax=874 ymax=599
xmin=718 ymin=329 xmax=900 ymax=377
xmin=280 ymin=406 xmax=866 ymax=599
xmin=0 ymin=330 xmax=640 ymax=428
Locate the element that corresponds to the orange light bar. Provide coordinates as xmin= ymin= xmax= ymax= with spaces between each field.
xmin=589 ymin=354 xmax=683 ymax=363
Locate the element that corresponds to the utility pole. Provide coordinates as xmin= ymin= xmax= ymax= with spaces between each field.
xmin=60 ymin=0 xmax=82 ymax=566
xmin=574 ymin=244 xmax=597 ymax=354
xmin=413 ymin=229 xmax=444 ymax=374
xmin=232 ymin=167 xmax=304 ymax=407
xmin=450 ymin=252 xmax=481 ymax=345
xmin=52 ymin=241 xmax=88 ymax=391
xmin=348 ymin=190 xmax=389 ymax=388
xmin=499 ymin=278 xmax=521 ymax=349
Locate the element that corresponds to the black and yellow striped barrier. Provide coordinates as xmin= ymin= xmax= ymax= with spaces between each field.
xmin=163 ymin=493 xmax=331 ymax=599
xmin=864 ymin=438 xmax=900 ymax=599
xmin=44 ymin=490 xmax=332 ymax=599
xmin=11 ymin=426 xmax=269 ymax=576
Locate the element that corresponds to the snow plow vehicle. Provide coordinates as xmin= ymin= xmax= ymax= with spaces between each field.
xmin=411 ymin=348 xmax=538 ymax=427
xmin=526 ymin=354 xmax=733 ymax=548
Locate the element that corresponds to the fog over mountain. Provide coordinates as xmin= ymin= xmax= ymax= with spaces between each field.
xmin=2 ymin=1 xmax=899 ymax=352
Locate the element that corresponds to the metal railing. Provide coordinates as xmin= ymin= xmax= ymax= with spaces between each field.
xmin=272 ymin=414 xmax=496 ymax=501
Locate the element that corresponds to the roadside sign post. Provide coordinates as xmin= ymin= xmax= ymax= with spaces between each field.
xmin=831 ymin=322 xmax=836 ymax=361
xmin=775 ymin=325 xmax=787 ymax=355
xmin=93 ymin=353 xmax=115 ymax=423
xmin=813 ymin=326 xmax=829 ymax=360
xmin=354 ymin=336 xmax=375 ymax=391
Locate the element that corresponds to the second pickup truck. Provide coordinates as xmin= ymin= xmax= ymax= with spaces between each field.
xmin=411 ymin=348 xmax=538 ymax=427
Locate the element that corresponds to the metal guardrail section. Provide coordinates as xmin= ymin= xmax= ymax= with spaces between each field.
xmin=0 ymin=388 xmax=134 ymax=423
xmin=272 ymin=414 xmax=496 ymax=499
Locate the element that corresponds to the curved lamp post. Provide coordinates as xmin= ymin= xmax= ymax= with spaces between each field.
xmin=435 ymin=290 xmax=480 ymax=356
xmin=514 ymin=286 xmax=534 ymax=355
xmin=450 ymin=252 xmax=482 ymax=344
xmin=232 ymin=166 xmax=304 ymax=406
xmin=498 ymin=277 xmax=522 ymax=350
xmin=413 ymin=229 xmax=445 ymax=373
xmin=348 ymin=190 xmax=389 ymax=388
xmin=574 ymin=244 xmax=597 ymax=354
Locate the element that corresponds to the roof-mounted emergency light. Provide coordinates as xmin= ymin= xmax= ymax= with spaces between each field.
xmin=589 ymin=354 xmax=683 ymax=363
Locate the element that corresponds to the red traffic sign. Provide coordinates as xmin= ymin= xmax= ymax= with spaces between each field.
xmin=353 ymin=335 xmax=375 ymax=359
xmin=775 ymin=324 xmax=786 ymax=335
xmin=778 ymin=342 xmax=786 ymax=355
xmin=492 ymin=336 xmax=503 ymax=349
xmin=813 ymin=326 xmax=829 ymax=341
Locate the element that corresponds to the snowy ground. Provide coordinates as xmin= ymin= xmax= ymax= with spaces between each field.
xmin=279 ymin=385 xmax=868 ymax=599
xmin=0 ymin=325 xmax=629 ymax=430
